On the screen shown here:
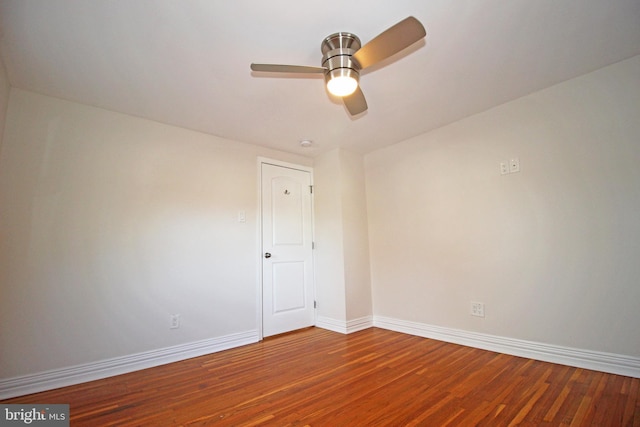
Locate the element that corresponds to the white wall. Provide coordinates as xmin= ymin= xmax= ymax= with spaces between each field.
xmin=313 ymin=150 xmax=347 ymax=322
xmin=366 ymin=55 xmax=640 ymax=357
xmin=314 ymin=148 xmax=372 ymax=327
xmin=0 ymin=89 xmax=311 ymax=379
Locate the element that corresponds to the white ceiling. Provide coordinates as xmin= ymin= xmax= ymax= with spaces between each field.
xmin=1 ymin=1 xmax=639 ymax=157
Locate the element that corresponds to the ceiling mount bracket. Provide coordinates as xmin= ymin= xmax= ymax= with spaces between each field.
xmin=321 ymin=32 xmax=361 ymax=53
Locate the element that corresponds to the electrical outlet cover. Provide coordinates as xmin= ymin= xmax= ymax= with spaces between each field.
xmin=471 ymin=302 xmax=485 ymax=317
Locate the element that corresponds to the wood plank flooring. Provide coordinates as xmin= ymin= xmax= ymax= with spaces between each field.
xmin=2 ymin=327 xmax=639 ymax=426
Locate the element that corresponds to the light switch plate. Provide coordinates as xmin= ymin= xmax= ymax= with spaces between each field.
xmin=500 ymin=161 xmax=509 ymax=175
xmin=509 ymin=158 xmax=520 ymax=173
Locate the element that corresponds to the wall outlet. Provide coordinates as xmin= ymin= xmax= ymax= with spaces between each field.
xmin=471 ymin=302 xmax=485 ymax=318
xmin=170 ymin=314 xmax=180 ymax=329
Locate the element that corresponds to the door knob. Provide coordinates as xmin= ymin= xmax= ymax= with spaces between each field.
xmin=264 ymin=252 xmax=271 ymax=258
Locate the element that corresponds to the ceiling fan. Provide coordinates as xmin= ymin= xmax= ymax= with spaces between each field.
xmin=250 ymin=16 xmax=426 ymax=116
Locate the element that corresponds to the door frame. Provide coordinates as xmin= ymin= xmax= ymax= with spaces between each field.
xmin=256 ymin=157 xmax=315 ymax=340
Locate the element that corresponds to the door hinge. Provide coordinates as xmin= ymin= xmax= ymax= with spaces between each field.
xmin=309 ymin=185 xmax=313 ymax=194
xmin=314 ymin=300 xmax=317 ymax=309
xmin=312 ymin=241 xmax=315 ymax=249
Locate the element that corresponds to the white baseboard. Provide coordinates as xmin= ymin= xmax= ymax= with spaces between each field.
xmin=0 ymin=330 xmax=259 ymax=400
xmin=373 ymin=316 xmax=640 ymax=378
xmin=4 ymin=319 xmax=637 ymax=400
xmin=316 ymin=315 xmax=373 ymax=334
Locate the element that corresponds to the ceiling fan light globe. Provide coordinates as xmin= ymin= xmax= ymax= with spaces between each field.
xmin=326 ymin=70 xmax=358 ymax=97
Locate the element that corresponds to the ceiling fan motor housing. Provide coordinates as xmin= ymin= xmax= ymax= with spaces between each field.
xmin=321 ymin=32 xmax=362 ymax=88
xmin=250 ymin=17 xmax=425 ymax=114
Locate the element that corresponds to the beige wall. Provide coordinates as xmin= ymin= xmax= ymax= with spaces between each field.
xmin=313 ymin=150 xmax=347 ymax=322
xmin=339 ymin=149 xmax=372 ymax=321
xmin=365 ymin=55 xmax=640 ymax=357
xmin=314 ymin=148 xmax=372 ymax=325
xmin=0 ymin=56 xmax=9 ymax=150
xmin=2 ymin=54 xmax=638 ymax=386
xmin=0 ymin=89 xmax=311 ymax=378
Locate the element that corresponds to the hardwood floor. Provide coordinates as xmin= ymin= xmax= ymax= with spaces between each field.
xmin=2 ymin=327 xmax=639 ymax=426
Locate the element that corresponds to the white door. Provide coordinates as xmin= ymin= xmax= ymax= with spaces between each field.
xmin=261 ymin=163 xmax=314 ymax=337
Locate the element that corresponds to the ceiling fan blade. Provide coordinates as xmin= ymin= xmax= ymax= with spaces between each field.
xmin=352 ymin=16 xmax=426 ymax=70
xmin=250 ymin=63 xmax=326 ymax=74
xmin=343 ymin=86 xmax=368 ymax=115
